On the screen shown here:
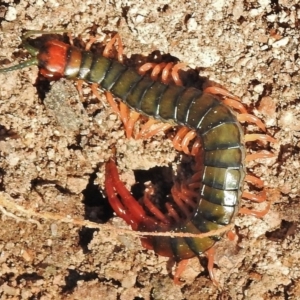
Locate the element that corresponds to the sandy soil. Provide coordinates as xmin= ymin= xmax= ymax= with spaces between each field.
xmin=0 ymin=0 xmax=299 ymax=299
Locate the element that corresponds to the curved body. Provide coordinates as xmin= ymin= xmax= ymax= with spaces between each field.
xmin=0 ymin=34 xmax=246 ymax=260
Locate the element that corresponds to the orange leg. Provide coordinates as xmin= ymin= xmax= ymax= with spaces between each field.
xmin=239 ymin=202 xmax=271 ymax=218
xmin=237 ymin=113 xmax=266 ymax=132
xmin=85 ymin=36 xmax=99 ymax=51
xmin=170 ymin=63 xmax=186 ymax=86
xmin=165 ymin=202 xmax=181 ymax=223
xmin=204 ymin=86 xmax=240 ymax=102
xmin=222 ymin=98 xmax=248 ymax=114
xmin=91 ymin=83 xmax=108 ymax=108
xmin=172 ymin=183 xmax=198 ymax=208
xmin=104 ymin=91 xmax=141 ymax=138
xmin=204 ymin=86 xmax=246 ymax=113
xmin=143 ymin=185 xmax=170 ymax=224
xmin=76 ymin=79 xmax=84 ymax=101
xmin=227 ymin=230 xmax=236 ymax=241
xmin=245 ymin=151 xmax=275 ymax=162
xmin=67 ymin=32 xmax=74 ymax=46
xmin=139 ymin=62 xmax=167 ymax=81
xmin=124 ymin=110 xmax=140 ymax=138
xmin=242 ymin=190 xmax=267 ymax=203
xmin=139 ymin=60 xmax=185 ymax=86
xmin=244 ymin=133 xmax=276 ymax=144
xmin=190 ymin=137 xmax=202 ymax=156
xmin=136 ymin=119 xmax=173 ymax=140
xmin=172 ymin=127 xmax=190 ymax=152
xmin=104 ymin=90 xmax=123 ymax=116
xmin=173 ymin=259 xmax=189 ymax=285
xmin=205 ymin=247 xmax=219 ymax=288
xmin=180 ymin=130 xmax=197 ymax=155
xmin=103 ymin=33 xmax=124 ymax=63
xmin=161 ymin=62 xmax=174 ymax=84
xmin=172 ymin=127 xmax=200 ymax=156
xmin=240 ymin=181 xmax=270 ymax=218
xmin=245 ymin=174 xmax=264 ymax=188
xmin=171 ymin=186 xmax=191 ymax=219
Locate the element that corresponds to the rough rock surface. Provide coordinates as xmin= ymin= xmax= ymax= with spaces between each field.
xmin=0 ymin=1 xmax=299 ymax=299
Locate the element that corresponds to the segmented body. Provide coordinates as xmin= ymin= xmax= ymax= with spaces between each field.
xmin=0 ymin=32 xmax=245 ymax=261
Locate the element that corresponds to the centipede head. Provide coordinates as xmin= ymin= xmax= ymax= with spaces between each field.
xmin=0 ymin=30 xmax=69 ymax=80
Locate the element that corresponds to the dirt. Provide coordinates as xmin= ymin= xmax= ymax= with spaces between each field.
xmin=0 ymin=0 xmax=299 ymax=299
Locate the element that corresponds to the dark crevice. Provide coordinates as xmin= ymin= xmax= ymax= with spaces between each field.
xmin=30 ymin=178 xmax=73 ymax=194
xmin=131 ymin=166 xmax=173 ymax=215
xmin=266 ymin=220 xmax=297 ymax=241
xmin=61 ymin=269 xmax=98 ymax=293
xmin=16 ymin=272 xmax=44 ymax=284
xmin=82 ymin=167 xmax=112 ymax=222
xmin=79 ymin=168 xmax=112 ymax=252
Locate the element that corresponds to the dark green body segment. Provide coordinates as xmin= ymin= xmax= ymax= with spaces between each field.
xmin=66 ymin=46 xmax=245 ymax=259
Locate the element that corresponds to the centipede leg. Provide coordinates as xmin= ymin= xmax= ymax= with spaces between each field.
xmin=205 ymin=247 xmax=219 ymax=288
xmin=104 ymin=90 xmax=140 ymax=138
xmin=222 ymin=98 xmax=248 ymax=113
xmin=173 ymin=259 xmax=189 ymax=285
xmin=204 ymin=86 xmax=248 ymax=114
xmin=172 ymin=127 xmax=201 ymax=156
xmin=103 ymin=33 xmax=124 ymax=63
xmin=170 ymin=63 xmax=186 ymax=86
xmin=172 ymin=127 xmax=190 ymax=152
xmin=105 ymin=159 xmax=167 ymax=232
xmin=124 ymin=110 xmax=140 ymax=138
xmin=242 ymin=190 xmax=267 ymax=203
xmin=245 ymin=174 xmax=264 ymax=188
xmin=239 ymin=201 xmax=271 ymax=218
xmin=180 ymin=130 xmax=198 ymax=155
xmin=244 ymin=133 xmax=276 ymax=161
xmin=237 ymin=114 xmax=266 ymax=132
xmin=171 ymin=185 xmax=197 ymax=216
xmin=138 ymin=62 xmax=167 ymax=80
xmin=245 ymin=151 xmax=276 ymax=162
xmin=136 ymin=120 xmax=172 ymax=139
xmin=204 ymin=86 xmax=240 ymax=102
xmin=240 ymin=173 xmax=270 ymax=217
xmin=76 ymin=79 xmax=84 ymax=101
xmin=136 ymin=61 xmax=187 ymax=140
xmin=90 ymin=83 xmax=108 ymax=108
xmin=245 ymin=133 xmax=276 ymax=144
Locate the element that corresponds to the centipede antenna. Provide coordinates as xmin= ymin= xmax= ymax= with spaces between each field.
xmin=0 ymin=58 xmax=38 ymax=73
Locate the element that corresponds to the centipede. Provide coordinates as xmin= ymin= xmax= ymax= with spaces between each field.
xmin=0 ymin=30 xmax=276 ymax=286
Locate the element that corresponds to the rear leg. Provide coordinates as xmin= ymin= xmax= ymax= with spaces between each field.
xmin=239 ymin=172 xmax=271 ymax=218
xmin=105 ymin=158 xmax=197 ymax=284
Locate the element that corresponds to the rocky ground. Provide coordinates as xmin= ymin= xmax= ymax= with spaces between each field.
xmin=0 ymin=0 xmax=299 ymax=299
